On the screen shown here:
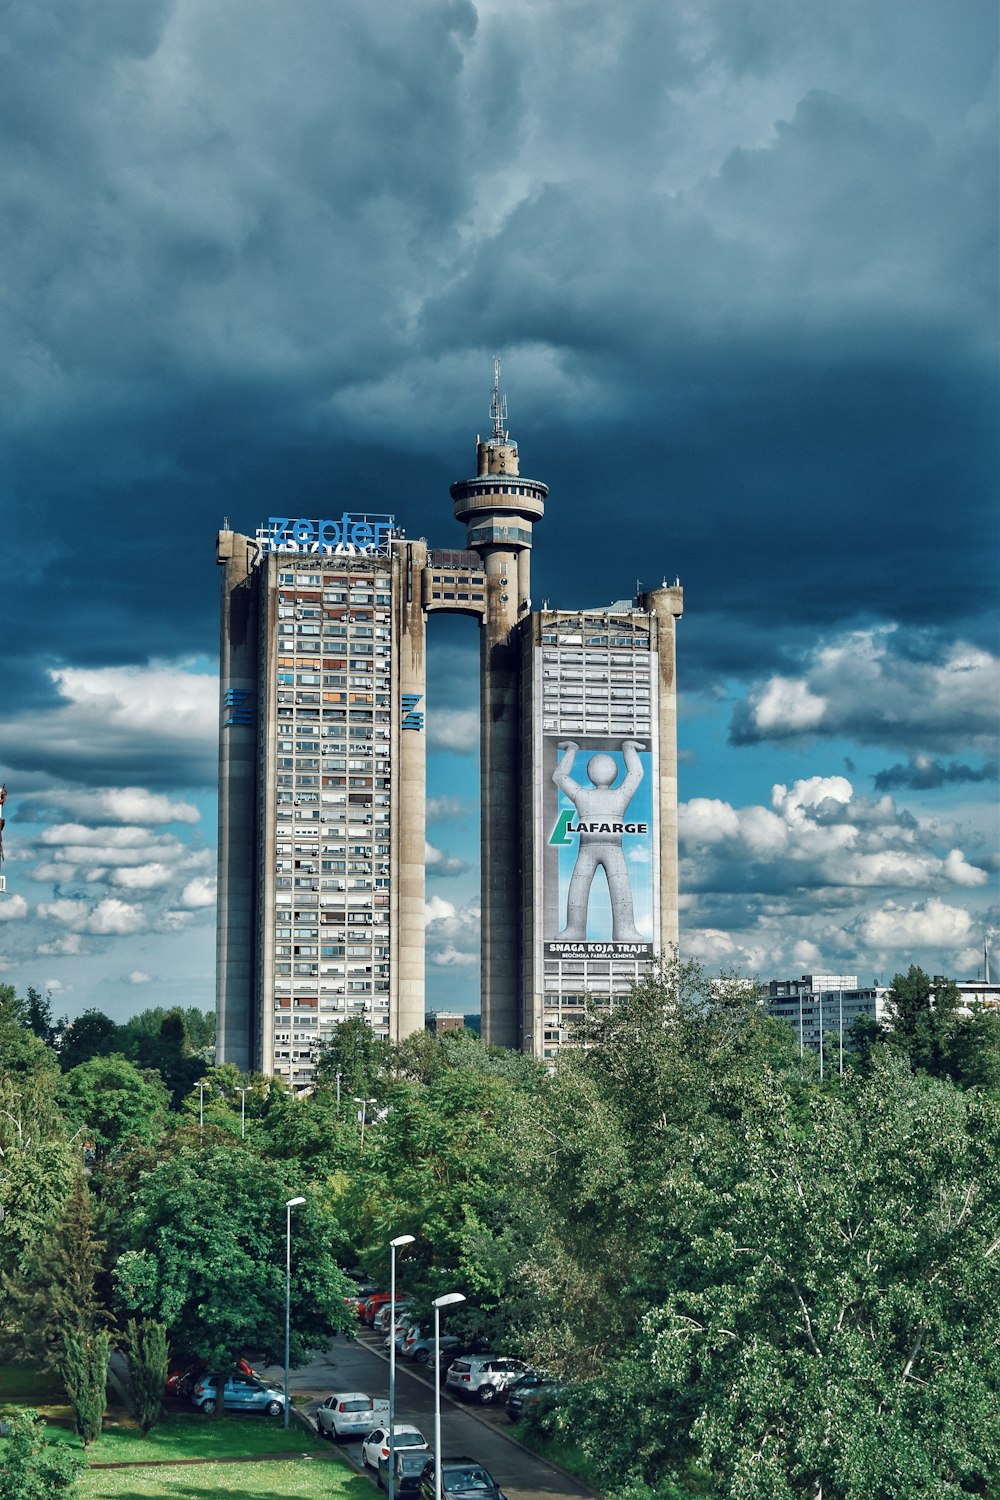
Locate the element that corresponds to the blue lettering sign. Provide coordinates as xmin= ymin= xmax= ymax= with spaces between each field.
xmin=401 ymin=692 xmax=424 ymax=731
xmin=223 ymin=688 xmax=255 ymax=728
xmin=264 ymin=514 xmax=395 ymax=556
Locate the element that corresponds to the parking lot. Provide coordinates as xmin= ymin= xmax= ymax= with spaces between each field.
xmin=254 ymin=1334 xmax=597 ymax=1500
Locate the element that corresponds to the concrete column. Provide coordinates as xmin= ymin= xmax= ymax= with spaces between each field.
xmin=216 ymin=531 xmax=260 ymax=1070
xmin=641 ymin=585 xmax=684 ymax=957
xmin=479 ymin=547 xmax=522 ymax=1048
xmin=516 ymin=546 xmax=531 ymax=610
xmin=393 ymin=541 xmax=428 ymax=1040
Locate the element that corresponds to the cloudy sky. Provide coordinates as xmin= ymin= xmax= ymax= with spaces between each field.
xmin=0 ymin=0 xmax=996 ymax=1020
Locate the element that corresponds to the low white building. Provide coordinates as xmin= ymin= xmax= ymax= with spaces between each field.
xmin=765 ymin=975 xmax=888 ymax=1068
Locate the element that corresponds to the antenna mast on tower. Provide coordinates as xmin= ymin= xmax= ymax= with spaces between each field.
xmin=490 ymin=356 xmax=508 ymax=443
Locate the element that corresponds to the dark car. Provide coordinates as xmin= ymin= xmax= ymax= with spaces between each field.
xmin=505 ymin=1374 xmax=561 ymax=1422
xmin=419 ymin=1456 xmax=507 ymax=1500
xmin=379 ymin=1449 xmax=430 ymax=1493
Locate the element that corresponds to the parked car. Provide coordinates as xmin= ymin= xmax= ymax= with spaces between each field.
xmin=379 ymin=1448 xmax=430 ymax=1494
xmin=359 ymin=1291 xmax=394 ymax=1326
xmin=374 ymin=1300 xmax=413 ymax=1334
xmin=190 ymin=1375 xmax=286 ymax=1417
xmin=361 ymin=1423 xmax=428 ymax=1469
xmin=445 ymin=1356 xmax=530 ymax=1406
xmin=403 ymin=1331 xmax=462 ymax=1366
xmin=167 ymin=1355 xmax=255 ymax=1397
xmin=505 ymin=1374 xmax=562 ymax=1422
xmin=166 ymin=1361 xmax=203 ymax=1397
xmin=385 ymin=1320 xmax=417 ymax=1352
xmin=316 ymin=1391 xmax=391 ymax=1439
xmin=343 ymin=1282 xmax=379 ymax=1313
xmin=418 ymin=1456 xmax=508 ymax=1500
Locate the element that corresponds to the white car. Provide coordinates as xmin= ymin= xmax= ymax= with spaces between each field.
xmin=445 ymin=1356 xmax=530 ymax=1404
xmin=361 ymin=1423 xmax=428 ymax=1469
xmin=316 ymin=1391 xmax=390 ymax=1439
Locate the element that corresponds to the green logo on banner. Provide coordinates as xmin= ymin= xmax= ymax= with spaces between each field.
xmin=549 ymin=810 xmax=574 ymax=847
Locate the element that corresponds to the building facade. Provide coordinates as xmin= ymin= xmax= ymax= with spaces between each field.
xmin=765 ymin=975 xmax=887 ymax=1063
xmin=216 ymin=372 xmax=684 ymax=1077
xmin=518 ymin=593 xmax=682 ymax=1059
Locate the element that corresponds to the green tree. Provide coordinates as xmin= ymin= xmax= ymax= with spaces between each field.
xmin=636 ymin=1056 xmax=1000 ymax=1499
xmin=126 ymin=1009 xmax=206 ymax=1107
xmin=58 ymin=1010 xmax=122 ymax=1071
xmin=58 ymin=1055 xmax=169 ymax=1164
xmin=109 ymin=1146 xmax=354 ymax=1383
xmin=314 ymin=1016 xmax=390 ymax=1098
xmin=119 ymin=1005 xmax=215 ymax=1057
xmin=0 ymin=1408 xmax=84 ymax=1498
xmin=124 ymin=1318 xmax=168 ymax=1436
xmin=881 ymin=964 xmax=962 ymax=1077
xmin=61 ymin=1325 xmax=109 ymax=1447
xmin=947 ymin=1003 xmax=1000 ymax=1091
xmin=24 ymin=985 xmax=56 ymax=1046
xmin=8 ymin=1173 xmax=111 ymax=1445
xmin=508 ymin=966 xmax=999 ymax=1500
xmin=0 ymin=985 xmax=77 ymax=1294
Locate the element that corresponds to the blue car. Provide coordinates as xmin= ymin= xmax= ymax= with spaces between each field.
xmin=191 ymin=1374 xmax=287 ymax=1416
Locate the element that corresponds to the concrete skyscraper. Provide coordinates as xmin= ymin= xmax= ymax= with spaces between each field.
xmin=216 ymin=367 xmax=682 ymax=1077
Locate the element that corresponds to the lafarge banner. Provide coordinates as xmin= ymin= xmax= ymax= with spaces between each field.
xmin=542 ymin=735 xmax=656 ymax=957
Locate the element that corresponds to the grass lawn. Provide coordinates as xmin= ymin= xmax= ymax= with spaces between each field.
xmin=41 ymin=1412 xmax=328 ymax=1463
xmin=78 ymin=1457 xmax=372 ymax=1500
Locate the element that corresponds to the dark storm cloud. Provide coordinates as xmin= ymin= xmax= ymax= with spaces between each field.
xmin=0 ymin=0 xmax=995 ymax=708
xmin=873 ymin=757 xmax=1000 ymax=792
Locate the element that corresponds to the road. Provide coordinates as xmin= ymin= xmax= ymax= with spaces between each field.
xmin=255 ymin=1335 xmax=597 ymax=1500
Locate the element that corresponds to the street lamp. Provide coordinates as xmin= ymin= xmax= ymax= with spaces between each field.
xmin=352 ymin=1096 xmax=376 ymax=1154
xmin=335 ymin=1069 xmax=342 ymax=1115
xmin=432 ymin=1292 xmax=465 ymax=1500
xmin=284 ymin=1195 xmax=306 ymax=1429
xmin=197 ymin=1079 xmax=209 ymax=1138
xmin=387 ymin=1234 xmax=415 ymax=1500
xmin=236 ymin=1086 xmax=250 ymax=1140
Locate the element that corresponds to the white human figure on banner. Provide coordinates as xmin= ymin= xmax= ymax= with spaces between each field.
xmin=552 ymin=740 xmax=645 ymax=943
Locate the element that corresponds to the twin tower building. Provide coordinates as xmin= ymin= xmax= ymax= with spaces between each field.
xmin=216 ymin=369 xmax=683 ymax=1081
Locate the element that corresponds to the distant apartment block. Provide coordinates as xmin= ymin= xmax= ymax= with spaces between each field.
xmin=765 ymin=975 xmax=887 ymax=1060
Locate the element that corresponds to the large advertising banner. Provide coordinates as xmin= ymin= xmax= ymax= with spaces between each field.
xmin=542 ymin=735 xmax=655 ymax=957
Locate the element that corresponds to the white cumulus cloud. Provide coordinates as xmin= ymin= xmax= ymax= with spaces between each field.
xmin=180 ymin=876 xmax=217 ymax=909
xmin=427 ymin=709 xmax=479 ymax=754
xmin=429 ymin=945 xmax=478 ymax=967
xmin=732 ymin=628 xmax=999 ymax=754
xmin=855 ymin=897 xmax=975 ymax=952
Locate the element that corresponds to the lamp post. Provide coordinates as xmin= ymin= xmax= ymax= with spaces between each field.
xmin=236 ymin=1086 xmax=250 ymax=1140
xmin=387 ymin=1234 xmax=415 ymax=1500
xmin=352 ymin=1096 xmax=376 ymax=1154
xmin=336 ymin=1069 xmax=342 ymax=1115
xmin=432 ymin=1292 xmax=465 ymax=1500
xmin=284 ymin=1195 xmax=306 ymax=1429
xmin=197 ymin=1079 xmax=209 ymax=1138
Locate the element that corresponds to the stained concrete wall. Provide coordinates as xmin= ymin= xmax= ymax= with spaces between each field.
xmin=215 ymin=531 xmax=261 ymax=1070
xmin=392 ymin=540 xmax=428 ymax=1041
xmin=641 ymin=585 xmax=684 ymax=957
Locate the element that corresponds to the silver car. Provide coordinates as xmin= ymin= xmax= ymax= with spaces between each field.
xmin=444 ymin=1356 xmax=529 ymax=1404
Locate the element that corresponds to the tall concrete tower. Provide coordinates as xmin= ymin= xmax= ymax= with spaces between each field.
xmin=450 ymin=362 xmax=548 ymax=1046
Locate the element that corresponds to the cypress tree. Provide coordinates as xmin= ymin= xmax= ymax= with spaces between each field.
xmin=8 ymin=1170 xmax=110 ymax=1445
xmin=125 ymin=1318 xmax=168 ymax=1435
